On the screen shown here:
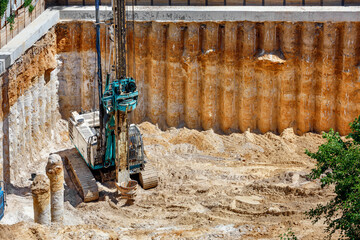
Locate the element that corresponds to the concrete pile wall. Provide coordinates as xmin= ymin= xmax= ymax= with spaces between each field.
xmin=0 ymin=28 xmax=62 ymax=184
xmin=56 ymin=20 xmax=360 ymax=135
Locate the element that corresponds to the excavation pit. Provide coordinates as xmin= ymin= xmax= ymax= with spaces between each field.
xmin=0 ymin=6 xmax=357 ymax=239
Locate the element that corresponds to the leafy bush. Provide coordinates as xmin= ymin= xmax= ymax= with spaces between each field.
xmin=279 ymin=228 xmax=298 ymax=240
xmin=28 ymin=4 xmax=34 ymax=13
xmin=306 ymin=117 xmax=360 ymax=239
xmin=24 ymin=0 xmax=33 ymax=8
xmin=6 ymin=13 xmax=15 ymax=30
xmin=0 ymin=0 xmax=9 ymax=18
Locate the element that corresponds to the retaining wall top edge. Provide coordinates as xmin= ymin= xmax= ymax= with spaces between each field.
xmin=56 ymin=6 xmax=360 ymax=22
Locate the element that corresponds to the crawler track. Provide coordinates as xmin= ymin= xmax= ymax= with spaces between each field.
xmin=60 ymin=148 xmax=99 ymax=202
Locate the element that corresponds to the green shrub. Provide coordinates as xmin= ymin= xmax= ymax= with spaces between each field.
xmin=0 ymin=0 xmax=9 ymax=18
xmin=28 ymin=4 xmax=34 ymax=13
xmin=279 ymin=228 xmax=298 ymax=240
xmin=23 ymin=0 xmax=33 ymax=8
xmin=6 ymin=13 xmax=15 ymax=30
xmin=306 ymin=117 xmax=360 ymax=239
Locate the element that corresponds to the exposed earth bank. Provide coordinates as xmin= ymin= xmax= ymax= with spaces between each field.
xmin=0 ymin=122 xmax=334 ymax=239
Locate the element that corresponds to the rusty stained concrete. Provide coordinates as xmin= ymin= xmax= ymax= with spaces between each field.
xmin=55 ymin=21 xmax=360 ymax=136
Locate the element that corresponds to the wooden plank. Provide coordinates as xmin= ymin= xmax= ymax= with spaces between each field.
xmin=208 ymin=0 xmax=225 ymax=5
xmin=30 ymin=5 xmax=36 ymax=22
xmin=245 ymin=0 xmax=263 ymax=5
xmin=172 ymin=0 xmax=189 ymax=5
xmin=42 ymin=0 xmax=46 ymax=13
xmin=101 ymin=0 xmax=113 ymax=5
xmin=265 ymin=0 xmax=283 ymax=5
xmin=153 ymin=0 xmax=170 ymax=5
xmin=323 ymin=0 xmax=342 ymax=5
xmin=285 ymin=0 xmax=302 ymax=5
xmin=0 ymin=27 xmax=5 ymax=48
xmin=304 ymin=0 xmax=321 ymax=5
xmin=69 ymin=0 xmax=85 ymax=4
xmin=17 ymin=8 xmax=25 ymax=33
xmin=189 ymin=0 xmax=206 ymax=4
xmin=24 ymin=7 xmax=31 ymax=27
xmin=135 ymin=0 xmax=152 ymax=5
xmin=56 ymin=0 xmax=68 ymax=4
xmin=85 ymin=0 xmax=96 ymax=5
xmin=11 ymin=17 xmax=19 ymax=39
xmin=344 ymin=0 xmax=360 ymax=5
xmin=6 ymin=24 xmax=12 ymax=45
xmin=226 ymin=0 xmax=244 ymax=5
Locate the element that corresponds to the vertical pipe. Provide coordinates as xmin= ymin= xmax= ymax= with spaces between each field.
xmin=127 ymin=22 xmax=135 ymax=79
xmin=133 ymin=23 xmax=148 ymax=123
xmin=278 ymin=22 xmax=297 ymax=133
xmin=220 ymin=22 xmax=237 ymax=133
xmin=239 ymin=22 xmax=256 ymax=132
xmin=337 ymin=23 xmax=356 ymax=135
xmin=46 ymin=154 xmax=64 ymax=223
xmin=184 ymin=23 xmax=201 ymax=129
xmin=31 ymin=174 xmax=50 ymax=225
xmin=201 ymin=23 xmax=218 ymax=130
xmin=297 ymin=22 xmax=316 ymax=134
xmin=257 ymin=22 xmax=276 ymax=133
xmin=166 ymin=23 xmax=184 ymax=127
xmin=148 ymin=22 xmax=166 ymax=128
xmin=315 ymin=23 xmax=337 ymax=133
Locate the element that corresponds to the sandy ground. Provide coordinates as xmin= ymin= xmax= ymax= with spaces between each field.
xmin=0 ymin=122 xmax=335 ymax=239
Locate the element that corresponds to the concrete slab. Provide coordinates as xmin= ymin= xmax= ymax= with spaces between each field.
xmin=0 ymin=9 xmax=59 ymax=75
xmin=57 ymin=6 xmax=360 ymax=22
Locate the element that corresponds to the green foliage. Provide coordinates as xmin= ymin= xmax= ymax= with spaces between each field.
xmin=6 ymin=13 xmax=15 ymax=30
xmin=279 ymin=228 xmax=298 ymax=240
xmin=24 ymin=0 xmax=34 ymax=14
xmin=23 ymin=0 xmax=33 ymax=8
xmin=0 ymin=0 xmax=9 ymax=18
xmin=28 ymin=4 xmax=34 ymax=13
xmin=306 ymin=116 xmax=360 ymax=239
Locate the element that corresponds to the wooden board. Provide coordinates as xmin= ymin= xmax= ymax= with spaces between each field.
xmin=323 ymin=0 xmax=342 ymax=5
xmin=265 ymin=0 xmax=284 ymax=5
xmin=208 ymin=0 xmax=226 ymax=5
xmin=244 ymin=0 xmax=263 ymax=5
xmin=226 ymin=0 xmax=245 ymax=5
xmin=285 ymin=0 xmax=302 ymax=5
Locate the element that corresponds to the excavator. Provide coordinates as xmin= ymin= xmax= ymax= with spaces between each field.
xmin=62 ymin=0 xmax=158 ymax=202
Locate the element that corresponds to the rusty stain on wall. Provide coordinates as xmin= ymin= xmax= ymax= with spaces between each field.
xmin=56 ymin=21 xmax=360 ymax=136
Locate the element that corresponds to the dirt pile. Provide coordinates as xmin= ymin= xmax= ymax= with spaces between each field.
xmin=0 ymin=122 xmax=333 ymax=239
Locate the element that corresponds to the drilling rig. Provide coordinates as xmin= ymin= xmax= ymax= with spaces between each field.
xmin=63 ymin=0 xmax=158 ymax=202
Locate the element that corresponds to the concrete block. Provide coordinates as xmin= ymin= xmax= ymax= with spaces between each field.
xmin=0 ymin=9 xmax=59 ymax=71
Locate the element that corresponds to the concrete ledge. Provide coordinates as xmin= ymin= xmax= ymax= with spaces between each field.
xmin=0 ymin=59 xmax=5 ymax=74
xmin=0 ymin=9 xmax=59 ymax=75
xmin=2 ymin=5 xmax=360 ymax=75
xmin=57 ymin=6 xmax=360 ymax=22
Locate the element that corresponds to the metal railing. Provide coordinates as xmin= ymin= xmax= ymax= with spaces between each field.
xmin=1 ymin=0 xmax=45 ymax=49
